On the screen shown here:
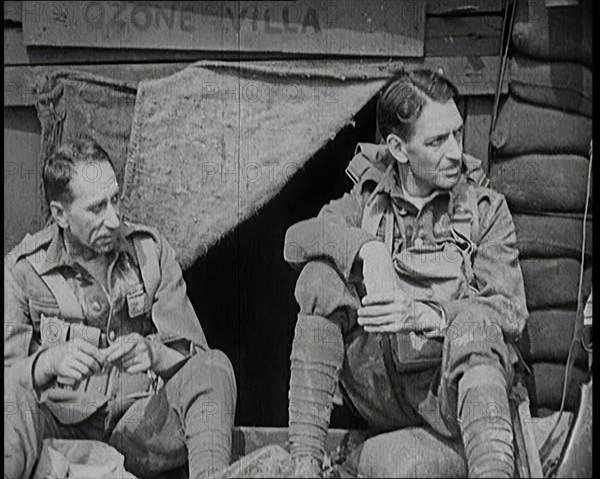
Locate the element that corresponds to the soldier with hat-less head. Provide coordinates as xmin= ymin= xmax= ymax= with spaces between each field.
xmin=284 ymin=68 xmax=528 ymax=477
xmin=4 ymin=138 xmax=237 ymax=479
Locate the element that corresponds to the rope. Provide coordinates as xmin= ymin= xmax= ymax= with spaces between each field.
xmin=539 ymin=140 xmax=593 ymax=474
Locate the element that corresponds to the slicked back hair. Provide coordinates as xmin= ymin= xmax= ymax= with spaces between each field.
xmin=377 ymin=68 xmax=459 ymax=142
xmin=43 ymin=137 xmax=115 ymax=206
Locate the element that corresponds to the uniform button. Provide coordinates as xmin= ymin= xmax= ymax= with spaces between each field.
xmin=109 ymin=330 xmax=116 ymax=341
xmin=426 ymin=290 xmax=434 ymax=298
xmin=91 ymin=301 xmax=102 ymax=312
xmin=414 ymin=237 xmax=424 ymax=247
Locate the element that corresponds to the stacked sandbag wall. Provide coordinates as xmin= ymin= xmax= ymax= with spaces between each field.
xmin=489 ymin=0 xmax=592 ymax=416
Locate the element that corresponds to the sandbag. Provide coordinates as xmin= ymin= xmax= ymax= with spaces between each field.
xmin=527 ymin=363 xmax=588 ymax=413
xmin=490 ymin=97 xmax=592 ymax=156
xmin=513 ymin=214 xmax=592 ymax=259
xmin=517 ymin=309 xmax=587 ymax=369
xmin=341 ymin=427 xmax=466 ymax=478
xmin=32 ymin=439 xmax=138 ymax=479
xmin=489 ymin=154 xmax=592 ymax=213
xmin=509 ymin=56 xmax=593 ymax=118
xmin=519 ymin=258 xmax=591 ymax=310
xmin=512 ymin=0 xmax=592 ymax=66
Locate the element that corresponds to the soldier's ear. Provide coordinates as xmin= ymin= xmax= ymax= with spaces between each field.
xmin=386 ymin=133 xmax=409 ymax=164
xmin=50 ymin=201 xmax=69 ymax=229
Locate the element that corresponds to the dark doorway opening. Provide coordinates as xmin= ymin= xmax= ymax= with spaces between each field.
xmin=183 ymin=98 xmax=377 ymax=427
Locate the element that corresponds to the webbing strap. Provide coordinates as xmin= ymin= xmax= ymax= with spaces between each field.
xmin=25 ymin=254 xmax=84 ymax=322
xmin=133 ymin=235 xmax=160 ymax=301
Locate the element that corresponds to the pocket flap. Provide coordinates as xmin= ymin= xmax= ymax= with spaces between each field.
xmin=126 ymin=290 xmax=150 ymax=318
xmin=40 ymin=314 xmax=70 ymax=346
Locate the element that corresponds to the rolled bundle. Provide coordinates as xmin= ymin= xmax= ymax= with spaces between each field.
xmin=519 ymin=258 xmax=592 ymax=310
xmin=489 ymin=154 xmax=592 ymax=213
xmin=511 ymin=0 xmax=592 ymax=66
xmin=513 ymin=213 xmax=592 ymax=260
xmin=490 ymin=97 xmax=592 ymax=156
xmin=509 ymin=56 xmax=592 ymax=118
xmin=517 ymin=309 xmax=588 ymax=369
xmin=527 ymin=363 xmax=588 ymax=414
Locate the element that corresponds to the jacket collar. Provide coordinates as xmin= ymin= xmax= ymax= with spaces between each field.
xmin=38 ymin=222 xmax=138 ymax=275
xmin=370 ymin=159 xmax=471 ymax=214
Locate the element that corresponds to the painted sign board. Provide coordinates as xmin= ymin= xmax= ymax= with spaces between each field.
xmin=22 ymin=1 xmax=425 ymax=56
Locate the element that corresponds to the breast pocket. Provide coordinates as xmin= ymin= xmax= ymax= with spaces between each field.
xmin=29 ymin=298 xmax=60 ymax=324
xmin=124 ymin=290 xmax=155 ymax=336
xmin=28 ymin=298 xmax=70 ymax=346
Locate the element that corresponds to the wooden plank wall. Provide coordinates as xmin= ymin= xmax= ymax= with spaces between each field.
xmin=4 ymin=0 xmax=503 ymax=252
xmin=4 ymin=0 xmax=505 ymax=426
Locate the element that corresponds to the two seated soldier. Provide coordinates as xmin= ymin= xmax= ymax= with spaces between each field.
xmin=4 ymin=68 xmax=528 ymax=478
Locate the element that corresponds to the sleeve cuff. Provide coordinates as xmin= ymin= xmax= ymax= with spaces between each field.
xmin=22 ymin=348 xmax=49 ymax=398
xmin=416 ymin=300 xmax=448 ymax=339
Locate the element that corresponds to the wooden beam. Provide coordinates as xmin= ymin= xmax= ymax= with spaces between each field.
xmin=464 ymin=95 xmax=495 ymax=173
xmin=21 ymin=1 xmax=426 ymax=57
xmin=4 ymin=1 xmax=22 ymax=23
xmin=4 ymin=56 xmax=507 ymax=107
xmin=426 ymin=15 xmax=503 ymax=57
xmin=426 ymin=0 xmax=504 ymax=15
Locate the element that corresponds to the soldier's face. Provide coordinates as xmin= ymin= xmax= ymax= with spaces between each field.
xmin=403 ymin=99 xmax=464 ymax=192
xmin=62 ymin=160 xmax=121 ymax=255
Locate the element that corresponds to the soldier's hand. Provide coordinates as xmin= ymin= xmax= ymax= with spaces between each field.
xmin=45 ymin=338 xmax=105 ymax=383
xmin=105 ymin=333 xmax=154 ymax=374
xmin=358 ymin=290 xmax=416 ymax=333
xmin=358 ymin=293 xmax=445 ymax=334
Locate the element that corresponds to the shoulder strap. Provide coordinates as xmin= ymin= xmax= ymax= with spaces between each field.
xmin=25 ymin=254 xmax=84 ymax=322
xmin=467 ymin=187 xmax=480 ymax=243
xmin=133 ymin=235 xmax=161 ymax=300
xmin=450 ymin=186 xmax=480 ymax=245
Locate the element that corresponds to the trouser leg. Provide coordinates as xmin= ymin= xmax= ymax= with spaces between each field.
xmin=108 ymin=349 xmax=237 ymax=479
xmin=440 ymin=315 xmax=516 ymax=478
xmin=4 ymin=369 xmax=105 ymax=479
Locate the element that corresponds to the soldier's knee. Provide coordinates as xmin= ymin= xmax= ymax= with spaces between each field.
xmin=445 ymin=317 xmax=508 ymax=361
xmin=294 ymin=261 xmax=348 ymax=317
xmin=186 ymin=349 xmax=237 ymax=396
xmin=4 ymin=368 xmax=37 ymax=406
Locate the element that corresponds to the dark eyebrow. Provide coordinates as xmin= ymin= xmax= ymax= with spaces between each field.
xmin=426 ymin=132 xmax=450 ymax=143
xmin=87 ymin=198 xmax=107 ymax=211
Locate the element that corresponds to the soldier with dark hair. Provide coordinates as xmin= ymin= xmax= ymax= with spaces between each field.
xmin=4 ymin=138 xmax=237 ymax=479
xmin=284 ymin=69 xmax=529 ymax=477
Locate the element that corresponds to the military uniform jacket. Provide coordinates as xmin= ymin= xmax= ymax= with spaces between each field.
xmin=4 ymin=221 xmax=209 ymax=424
xmin=284 ymin=143 xmax=529 ymax=343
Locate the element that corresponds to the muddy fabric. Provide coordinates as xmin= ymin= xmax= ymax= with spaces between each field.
xmin=458 ymin=367 xmax=514 ymax=478
xmin=490 ymin=97 xmax=592 ymax=156
xmin=489 ymin=154 xmax=592 ymax=213
xmin=513 ymin=213 xmax=592 ymax=260
xmin=519 ymin=258 xmax=592 ymax=310
xmin=512 ymin=0 xmax=592 ymax=66
xmin=292 ymin=260 xmax=516 ymax=439
xmin=288 ymin=314 xmax=344 ymax=462
xmin=121 ymin=61 xmax=390 ymax=269
xmin=509 ymin=56 xmax=593 ymax=118
xmin=517 ymin=309 xmax=588 ymax=369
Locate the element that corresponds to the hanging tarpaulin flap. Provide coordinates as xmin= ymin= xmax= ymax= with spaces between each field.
xmin=121 ymin=60 xmax=387 ymax=269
